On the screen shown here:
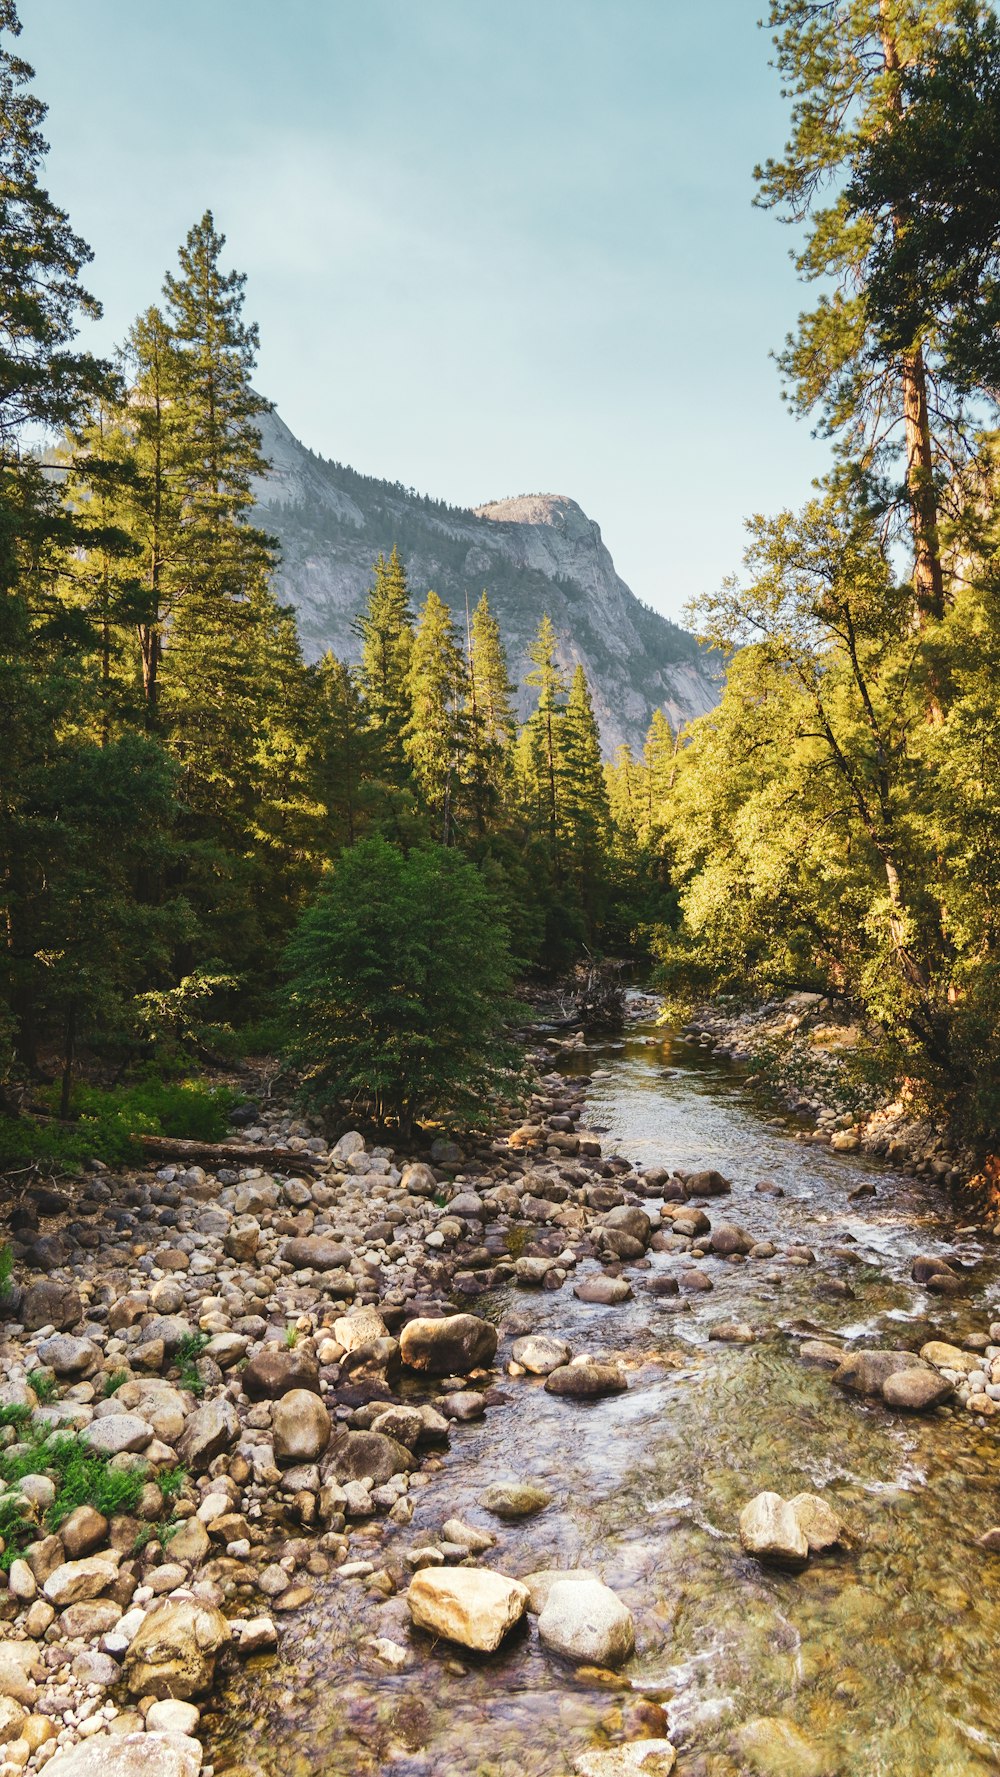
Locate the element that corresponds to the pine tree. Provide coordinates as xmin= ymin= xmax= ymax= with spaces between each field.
xmin=643 ymin=708 xmax=676 ymax=839
xmin=520 ymin=614 xmax=567 ymax=863
xmin=0 ymin=0 xmax=117 ymax=1071
xmin=405 ymin=590 xmax=466 ymax=842
xmin=756 ymin=1 xmax=986 ymax=626
xmin=355 ymin=546 xmax=413 ymax=782
xmin=464 ymin=590 xmax=516 ymax=834
xmin=312 ymin=653 xmax=371 ymax=848
xmin=561 ymin=663 xmax=611 ymax=927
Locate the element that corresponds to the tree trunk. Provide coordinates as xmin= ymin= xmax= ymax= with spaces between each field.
xmin=901 ymin=346 xmax=945 ymax=624
xmin=137 ymin=1134 xmax=321 ymax=1171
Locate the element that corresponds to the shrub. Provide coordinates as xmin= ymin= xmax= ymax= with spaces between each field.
xmin=0 ymin=1079 xmax=242 ymax=1174
xmin=285 ymin=836 xmax=523 ymax=1134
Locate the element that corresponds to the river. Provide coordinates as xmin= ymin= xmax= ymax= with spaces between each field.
xmin=213 ymin=1010 xmax=1000 ymax=1777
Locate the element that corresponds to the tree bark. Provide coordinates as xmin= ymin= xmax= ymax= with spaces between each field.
xmin=137 ymin=1135 xmax=321 ymax=1171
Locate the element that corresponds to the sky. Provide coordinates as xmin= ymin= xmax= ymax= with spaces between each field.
xmin=20 ymin=0 xmax=830 ymax=624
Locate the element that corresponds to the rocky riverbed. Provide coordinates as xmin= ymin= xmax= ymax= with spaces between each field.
xmin=0 ymin=1002 xmax=997 ymax=1777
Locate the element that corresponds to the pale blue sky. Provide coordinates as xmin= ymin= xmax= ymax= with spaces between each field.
xmin=21 ymin=0 xmax=829 ymax=621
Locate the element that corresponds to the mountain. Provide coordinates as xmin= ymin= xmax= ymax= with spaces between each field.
xmin=253 ymin=408 xmax=721 ymax=755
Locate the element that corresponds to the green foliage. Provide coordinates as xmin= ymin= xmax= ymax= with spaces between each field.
xmin=283 ymin=1324 xmax=299 ymax=1349
xmin=0 ymin=1417 xmax=181 ymax=1557
xmin=285 ymin=835 xmax=523 ymax=1133
xmin=26 ymin=1371 xmax=56 ymax=1405
xmin=0 ymin=1078 xmax=238 ymax=1173
xmin=153 ymin=1464 xmax=187 ymax=1504
xmin=101 ymin=1369 xmax=130 ymax=1398
xmin=0 ymin=1243 xmax=14 ymax=1305
xmin=176 ymin=1332 xmax=209 ymax=1395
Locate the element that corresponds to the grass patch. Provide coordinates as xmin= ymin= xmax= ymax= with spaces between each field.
xmin=26 ymin=1372 xmax=57 ymax=1405
xmin=0 ymin=1244 xmax=15 ymax=1308
xmin=0 ymin=1418 xmax=186 ymax=1566
xmin=101 ymin=1370 xmax=130 ymax=1398
xmin=0 ymin=1079 xmax=243 ymax=1174
xmin=176 ymin=1332 xmax=209 ymax=1395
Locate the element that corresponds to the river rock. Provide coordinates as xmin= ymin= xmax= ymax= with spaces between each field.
xmin=399 ymin=1163 xmax=437 ymax=1197
xmin=21 ymin=1281 xmax=83 ymax=1332
xmin=36 ymin=1335 xmax=99 ymax=1377
xmin=46 ymin=1737 xmax=202 ymax=1777
xmin=545 ymin=1359 xmax=627 ymax=1399
xmin=480 ymin=1483 xmax=552 ymax=1520
xmin=520 ymin=1568 xmax=597 ymax=1612
xmin=709 ymin=1224 xmax=754 ymax=1257
xmin=83 ymin=1413 xmax=153 ymax=1456
xmin=788 ymin=1493 xmax=845 ymax=1553
xmin=60 ymin=1506 xmax=110 ymax=1560
xmin=798 ymin=1340 xmax=844 ymax=1370
xmin=739 ymin=1494 xmax=809 ymax=1568
xmin=282 ymin=1236 xmax=352 ymax=1271
xmin=537 ymin=1576 xmax=635 ymax=1667
xmin=919 ymin=1340 xmax=981 ymax=1376
xmin=176 ymin=1398 xmax=240 ymax=1471
xmin=43 ymin=1554 xmax=121 ymax=1607
xmin=573 ymin=1276 xmax=633 ymax=1306
xmin=272 ymin=1389 xmax=332 ymax=1463
xmin=407 ymin=1567 xmax=529 ymax=1652
xmin=833 ymin=1349 xmax=928 ymax=1397
xmin=334 ymin=1308 xmax=389 ymax=1352
xmin=241 ymin=1346 xmax=321 ymax=1399
xmin=124 ymin=1596 xmax=231 ymax=1698
xmin=574 ymin=1745 xmax=676 ymax=1777
xmin=511 ymin=1335 xmax=572 ymax=1374
xmin=325 ymin=1429 xmax=413 ymax=1483
xmin=882 ymin=1369 xmax=954 ymax=1410
xmin=441 ymin=1518 xmax=496 ymax=1554
xmin=399 ymin=1314 xmax=497 ymax=1375
xmin=223 ymin=1214 xmax=260 ymax=1261
xmin=669 ymin=1208 xmax=711 ymax=1238
xmin=685 ymin=1169 xmax=731 ymax=1196
xmin=911 ymin=1254 xmax=957 ymax=1285
xmin=602 ymin=1206 xmax=652 ymax=1245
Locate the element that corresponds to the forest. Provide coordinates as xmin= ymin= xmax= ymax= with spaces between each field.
xmin=4 ymin=0 xmax=1000 ymax=1158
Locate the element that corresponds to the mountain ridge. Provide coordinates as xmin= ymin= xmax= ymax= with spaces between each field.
xmin=253 ymin=408 xmax=721 ymax=755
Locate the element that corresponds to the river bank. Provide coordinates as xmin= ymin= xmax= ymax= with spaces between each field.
xmin=677 ymin=992 xmax=1000 ymax=1233
xmin=0 ymin=1004 xmax=998 ymax=1777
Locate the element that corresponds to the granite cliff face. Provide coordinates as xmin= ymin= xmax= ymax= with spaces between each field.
xmin=254 ymin=408 xmax=720 ymax=755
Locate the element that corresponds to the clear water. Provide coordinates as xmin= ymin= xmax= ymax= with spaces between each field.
xmin=212 ymin=1018 xmax=1000 ymax=1777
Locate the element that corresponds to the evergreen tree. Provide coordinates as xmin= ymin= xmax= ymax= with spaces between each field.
xmin=312 ymin=652 xmax=371 ymax=848
xmin=404 ymin=590 xmax=466 ymax=842
xmin=561 ymin=664 xmax=611 ymax=930
xmin=520 ymin=614 xmax=567 ymax=863
xmin=464 ymin=590 xmax=516 ymax=834
xmin=756 ymin=0 xmax=987 ymax=626
xmin=643 ymin=708 xmax=676 ymax=841
xmin=355 ymin=546 xmax=413 ymax=782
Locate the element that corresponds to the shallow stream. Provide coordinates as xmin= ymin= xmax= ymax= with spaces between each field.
xmin=214 ymin=1015 xmax=1000 ymax=1777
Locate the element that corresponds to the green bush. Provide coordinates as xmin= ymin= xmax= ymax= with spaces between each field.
xmin=0 ymin=1078 xmax=241 ymax=1173
xmin=285 ymin=836 xmax=523 ymax=1134
xmin=0 ymin=1418 xmax=184 ymax=1563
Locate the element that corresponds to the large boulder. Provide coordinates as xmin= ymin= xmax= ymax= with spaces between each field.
xmin=241 ymin=1346 xmax=321 ymax=1400
xmin=709 ymin=1223 xmax=754 ymax=1257
xmin=537 ymin=1577 xmax=635 ymax=1668
xmin=82 ymin=1414 xmax=153 ymax=1457
xmin=738 ymin=1493 xmax=809 ymax=1568
xmin=407 ymin=1567 xmax=528 ymax=1652
xmin=36 ymin=1335 xmax=99 ymax=1377
xmin=333 ymin=1308 xmax=389 ymax=1352
xmin=573 ymin=1277 xmax=633 ymax=1307
xmin=46 ymin=1737 xmax=202 ymax=1777
xmin=21 ymin=1281 xmax=83 ymax=1332
xmin=272 ymin=1388 xmax=332 ymax=1464
xmin=43 ymin=1554 xmax=121 ymax=1607
xmin=324 ymin=1429 xmax=413 ymax=1483
xmin=124 ymin=1596 xmax=231 ymax=1699
xmin=399 ymin=1314 xmax=497 ymax=1376
xmin=176 ymin=1398 xmax=240 ymax=1472
xmin=919 ymin=1340 xmax=981 ymax=1376
xmin=882 ymin=1368 xmax=954 ymax=1411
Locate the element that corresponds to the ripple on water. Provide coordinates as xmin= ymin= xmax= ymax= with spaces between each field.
xmin=211 ymin=1015 xmax=1000 ymax=1777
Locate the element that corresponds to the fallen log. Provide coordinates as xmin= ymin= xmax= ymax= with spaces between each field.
xmin=137 ymin=1135 xmax=321 ymax=1173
